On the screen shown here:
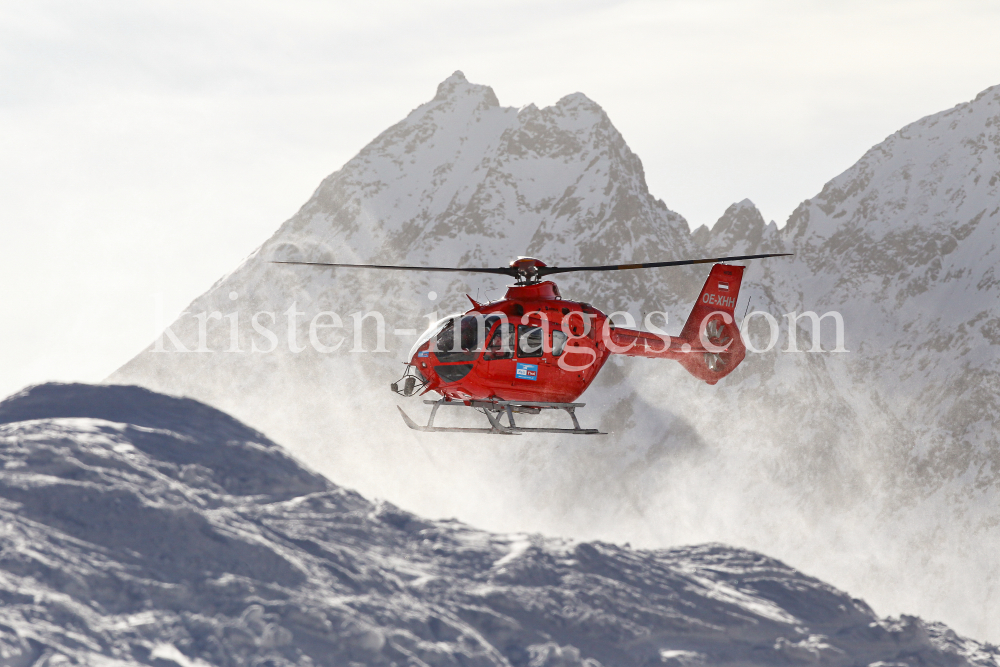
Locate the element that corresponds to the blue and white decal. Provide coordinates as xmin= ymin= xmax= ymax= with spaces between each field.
xmin=418 ymin=350 xmax=430 ymax=358
xmin=515 ymin=362 xmax=538 ymax=381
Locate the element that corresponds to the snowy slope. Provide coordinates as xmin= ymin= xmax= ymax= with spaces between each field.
xmin=106 ymin=74 xmax=1000 ymax=641
xmin=0 ymin=382 xmax=996 ymax=667
xmin=780 ymin=84 xmax=1000 ymax=482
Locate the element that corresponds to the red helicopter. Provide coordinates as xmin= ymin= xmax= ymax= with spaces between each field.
xmin=275 ymin=253 xmax=790 ymax=434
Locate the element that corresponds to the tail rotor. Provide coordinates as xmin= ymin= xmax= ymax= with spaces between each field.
xmin=675 ymin=264 xmax=748 ymax=384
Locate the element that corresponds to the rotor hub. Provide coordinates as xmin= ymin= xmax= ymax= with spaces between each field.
xmin=510 ymin=257 xmax=548 ymax=284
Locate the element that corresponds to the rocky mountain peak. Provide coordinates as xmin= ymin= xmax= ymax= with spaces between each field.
xmin=264 ymin=72 xmax=691 ymax=273
xmin=692 ymin=199 xmax=782 ymax=255
xmin=784 ymin=82 xmax=1000 ymax=251
xmin=515 ymin=92 xmax=606 ymax=125
xmin=555 ymin=91 xmax=605 ymax=115
xmin=432 ymin=69 xmax=499 ymax=107
xmin=973 ymin=82 xmax=1000 ymax=104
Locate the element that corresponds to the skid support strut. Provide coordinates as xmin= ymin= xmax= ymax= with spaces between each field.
xmin=397 ymin=398 xmax=604 ymax=435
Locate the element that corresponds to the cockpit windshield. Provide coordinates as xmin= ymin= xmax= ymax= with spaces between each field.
xmin=442 ymin=314 xmax=498 ymax=350
xmin=409 ymin=313 xmax=504 ymax=363
xmin=408 ymin=313 xmax=462 ymax=361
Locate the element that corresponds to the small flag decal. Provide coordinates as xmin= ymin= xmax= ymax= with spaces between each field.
xmin=718 ymin=282 xmax=729 ymax=291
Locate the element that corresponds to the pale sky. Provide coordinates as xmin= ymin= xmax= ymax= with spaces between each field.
xmin=2 ymin=0 xmax=999 ymax=399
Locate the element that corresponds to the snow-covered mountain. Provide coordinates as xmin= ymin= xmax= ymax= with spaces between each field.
xmin=1 ymin=382 xmax=996 ymax=667
xmin=108 ymin=74 xmax=1000 ymax=641
xmin=783 ymin=83 xmax=1000 ymax=490
xmin=107 ymin=71 xmax=713 ymax=588
xmin=687 ymin=84 xmax=1000 ymax=639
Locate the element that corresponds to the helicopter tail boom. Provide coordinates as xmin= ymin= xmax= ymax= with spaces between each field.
xmin=608 ymin=264 xmax=748 ymax=384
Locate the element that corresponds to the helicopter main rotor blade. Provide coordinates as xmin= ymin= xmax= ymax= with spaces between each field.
xmin=536 ymin=253 xmax=793 ymax=276
xmin=272 ymin=253 xmax=792 ymax=280
xmin=272 ymin=260 xmax=517 ymax=277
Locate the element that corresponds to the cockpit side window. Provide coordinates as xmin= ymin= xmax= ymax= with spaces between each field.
xmin=435 ymin=314 xmax=499 ymax=362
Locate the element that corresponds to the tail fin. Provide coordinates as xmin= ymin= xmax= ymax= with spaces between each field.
xmin=676 ymin=264 xmax=747 ymax=385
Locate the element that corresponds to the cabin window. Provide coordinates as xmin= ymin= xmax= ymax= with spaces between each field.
xmin=552 ymin=330 xmax=568 ymax=356
xmin=518 ymin=325 xmax=544 ymax=358
xmin=484 ymin=322 xmax=515 ymax=360
xmin=435 ymin=314 xmax=499 ymax=363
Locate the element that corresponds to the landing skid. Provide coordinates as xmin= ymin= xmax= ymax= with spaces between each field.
xmin=397 ymin=398 xmax=604 ymax=435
